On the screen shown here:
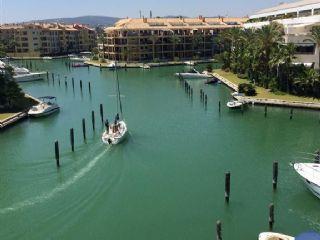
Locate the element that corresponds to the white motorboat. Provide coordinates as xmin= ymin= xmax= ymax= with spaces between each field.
xmin=184 ymin=61 xmax=195 ymax=66
xmin=259 ymin=231 xmax=320 ymax=240
xmin=294 ymin=162 xmax=320 ymax=199
xmin=13 ymin=67 xmax=46 ymax=82
xmin=107 ymin=61 xmax=116 ymax=69
xmin=231 ymin=92 xmax=245 ymax=97
xmin=227 ymin=100 xmax=244 ymax=109
xmin=102 ymin=120 xmax=128 ymax=145
xmin=28 ymin=96 xmax=60 ymax=117
xmin=69 ymin=56 xmax=90 ymax=62
xmin=175 ymin=68 xmax=213 ymax=79
xmin=259 ymin=232 xmax=294 ymax=240
xmin=102 ymin=62 xmax=128 ymax=146
xmin=42 ymin=56 xmax=53 ymax=60
xmin=140 ymin=64 xmax=151 ymax=69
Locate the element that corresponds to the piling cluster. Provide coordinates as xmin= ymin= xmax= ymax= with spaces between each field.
xmin=54 ymin=103 xmax=105 ymax=168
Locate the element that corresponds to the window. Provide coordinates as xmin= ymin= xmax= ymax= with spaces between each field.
xmin=299 ymin=10 xmax=312 ymax=17
xmin=314 ymin=8 xmax=320 ymax=15
xmin=295 ymin=43 xmax=315 ymax=54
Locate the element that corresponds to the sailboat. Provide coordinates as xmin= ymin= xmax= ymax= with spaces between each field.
xmin=101 ymin=62 xmax=128 ymax=145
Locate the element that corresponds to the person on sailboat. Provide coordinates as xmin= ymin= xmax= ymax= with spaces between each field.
xmin=315 ymin=150 xmax=320 ymax=163
xmin=105 ymin=119 xmax=109 ymax=133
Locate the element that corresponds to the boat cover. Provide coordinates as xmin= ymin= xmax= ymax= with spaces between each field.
xmin=296 ymin=232 xmax=320 ymax=240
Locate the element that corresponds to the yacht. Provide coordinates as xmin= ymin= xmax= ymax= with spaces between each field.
xmin=184 ymin=61 xmax=196 ymax=66
xmin=227 ymin=100 xmax=245 ymax=109
xmin=294 ymin=162 xmax=320 ymax=199
xmin=102 ymin=62 xmax=128 ymax=145
xmin=69 ymin=56 xmax=90 ymax=62
xmin=259 ymin=231 xmax=320 ymax=240
xmin=259 ymin=232 xmax=294 ymax=240
xmin=140 ymin=64 xmax=151 ymax=69
xmin=175 ymin=68 xmax=213 ymax=79
xmin=13 ymin=67 xmax=47 ymax=82
xmin=28 ymin=96 xmax=60 ymax=117
xmin=42 ymin=56 xmax=53 ymax=60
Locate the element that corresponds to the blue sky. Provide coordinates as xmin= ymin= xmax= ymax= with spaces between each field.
xmin=0 ymin=0 xmax=295 ymax=23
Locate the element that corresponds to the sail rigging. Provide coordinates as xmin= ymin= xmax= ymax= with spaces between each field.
xmin=115 ymin=62 xmax=123 ymax=119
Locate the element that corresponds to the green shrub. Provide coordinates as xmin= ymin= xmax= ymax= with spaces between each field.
xmin=238 ymin=83 xmax=257 ymax=96
xmin=206 ymin=64 xmax=213 ymax=73
xmin=92 ymin=56 xmax=98 ymax=61
xmin=237 ymin=73 xmax=247 ymax=79
xmin=99 ymin=58 xmax=106 ymax=63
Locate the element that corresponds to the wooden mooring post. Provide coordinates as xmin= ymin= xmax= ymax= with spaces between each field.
xmin=88 ymin=82 xmax=92 ymax=96
xmin=80 ymin=80 xmax=83 ymax=92
xmin=273 ymin=161 xmax=278 ymax=190
xmin=70 ymin=128 xmax=75 ymax=152
xmin=92 ymin=110 xmax=95 ymax=131
xmin=100 ymin=104 xmax=104 ymax=123
xmin=269 ymin=203 xmax=275 ymax=231
xmin=72 ymin=78 xmax=75 ymax=90
xmin=219 ymin=101 xmax=221 ymax=113
xmin=290 ymin=109 xmax=293 ymax=120
xmin=264 ymin=105 xmax=267 ymax=117
xmin=216 ymin=221 xmax=222 ymax=240
xmin=82 ymin=118 xmax=86 ymax=142
xmin=225 ymin=172 xmax=231 ymax=203
xmin=54 ymin=140 xmax=60 ymax=168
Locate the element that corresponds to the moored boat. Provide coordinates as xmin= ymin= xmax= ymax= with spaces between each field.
xmin=294 ymin=162 xmax=320 ymax=199
xmin=184 ymin=61 xmax=196 ymax=66
xmin=42 ymin=56 xmax=53 ymax=60
xmin=140 ymin=64 xmax=151 ymax=69
xmin=227 ymin=100 xmax=245 ymax=109
xmin=175 ymin=68 xmax=213 ymax=79
xmin=13 ymin=67 xmax=46 ymax=82
xmin=72 ymin=62 xmax=89 ymax=68
xmin=259 ymin=232 xmax=294 ymax=240
xmin=28 ymin=96 xmax=60 ymax=117
xmin=259 ymin=231 xmax=320 ymax=240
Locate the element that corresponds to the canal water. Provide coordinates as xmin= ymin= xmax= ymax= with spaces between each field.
xmin=0 ymin=60 xmax=320 ymax=239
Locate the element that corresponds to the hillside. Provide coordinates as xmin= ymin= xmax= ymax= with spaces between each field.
xmin=26 ymin=16 xmax=120 ymax=27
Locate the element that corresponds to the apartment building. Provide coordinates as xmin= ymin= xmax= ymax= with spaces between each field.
xmin=104 ymin=16 xmax=247 ymax=62
xmin=244 ymin=0 xmax=320 ymax=69
xmin=0 ymin=23 xmax=96 ymax=57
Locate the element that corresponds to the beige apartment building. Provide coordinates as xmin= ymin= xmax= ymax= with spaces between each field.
xmin=0 ymin=23 xmax=96 ymax=57
xmin=104 ymin=16 xmax=247 ymax=62
xmin=245 ymin=0 xmax=320 ymax=69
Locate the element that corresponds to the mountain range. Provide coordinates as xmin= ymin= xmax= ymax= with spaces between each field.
xmin=25 ymin=16 xmax=120 ymax=27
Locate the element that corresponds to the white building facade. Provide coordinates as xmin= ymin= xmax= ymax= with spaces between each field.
xmin=244 ymin=0 xmax=320 ymax=69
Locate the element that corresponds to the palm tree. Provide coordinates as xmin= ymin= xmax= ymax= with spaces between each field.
xmin=311 ymin=26 xmax=320 ymax=70
xmin=149 ymin=35 xmax=159 ymax=62
xmin=170 ymin=34 xmax=181 ymax=60
xmin=192 ymin=32 xmax=203 ymax=59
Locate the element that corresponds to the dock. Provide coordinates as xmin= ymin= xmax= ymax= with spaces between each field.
xmin=0 ymin=94 xmax=41 ymax=130
xmin=213 ymin=72 xmax=320 ymax=110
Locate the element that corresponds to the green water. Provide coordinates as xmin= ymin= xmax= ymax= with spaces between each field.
xmin=1 ymin=60 xmax=320 ymax=239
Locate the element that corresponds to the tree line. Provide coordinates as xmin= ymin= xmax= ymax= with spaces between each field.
xmin=217 ymin=22 xmax=320 ymax=98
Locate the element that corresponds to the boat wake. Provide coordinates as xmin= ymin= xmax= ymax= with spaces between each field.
xmin=0 ymin=146 xmax=110 ymax=215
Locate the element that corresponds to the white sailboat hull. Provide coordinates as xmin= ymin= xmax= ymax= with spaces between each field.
xmin=294 ymin=163 xmax=320 ymax=199
xmin=102 ymin=121 xmax=128 ymax=145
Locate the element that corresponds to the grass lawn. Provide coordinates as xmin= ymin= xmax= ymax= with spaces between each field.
xmin=0 ymin=113 xmax=16 ymax=121
xmin=214 ymin=69 xmax=320 ymax=103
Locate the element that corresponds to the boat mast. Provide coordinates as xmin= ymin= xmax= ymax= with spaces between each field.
xmin=115 ymin=62 xmax=123 ymax=119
